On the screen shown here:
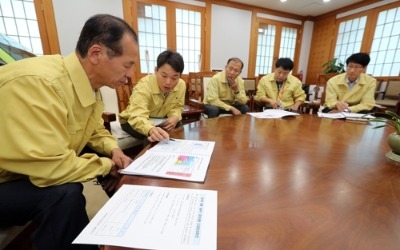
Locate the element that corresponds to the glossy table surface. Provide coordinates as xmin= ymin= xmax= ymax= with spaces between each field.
xmin=106 ymin=114 xmax=400 ymax=250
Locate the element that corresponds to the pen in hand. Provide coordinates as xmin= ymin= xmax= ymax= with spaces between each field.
xmin=165 ymin=138 xmax=175 ymax=144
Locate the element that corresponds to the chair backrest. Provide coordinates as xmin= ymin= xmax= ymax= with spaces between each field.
xmin=100 ymin=78 xmax=135 ymax=115
xmin=243 ymin=77 xmax=257 ymax=111
xmin=100 ymin=86 xmax=119 ymax=115
xmin=243 ymin=77 xmax=256 ymax=93
xmin=256 ymin=74 xmax=266 ymax=88
xmin=202 ymin=75 xmax=214 ymax=101
xmin=309 ymin=73 xmax=339 ymax=104
xmin=188 ymin=71 xmax=217 ymax=102
xmin=383 ymin=80 xmax=400 ymax=99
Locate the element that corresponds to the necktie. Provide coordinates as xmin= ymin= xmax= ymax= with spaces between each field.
xmin=277 ymin=81 xmax=283 ymax=91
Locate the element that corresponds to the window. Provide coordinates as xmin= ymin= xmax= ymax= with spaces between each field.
xmin=132 ymin=1 xmax=205 ymax=76
xmin=0 ymin=0 xmax=42 ymax=55
xmin=255 ymin=24 xmax=276 ymax=76
xmin=369 ymin=6 xmax=400 ymax=76
xmin=176 ymin=9 xmax=201 ymax=73
xmin=331 ymin=4 xmax=400 ymax=77
xmin=254 ymin=19 xmax=300 ymax=76
xmin=279 ymin=27 xmax=298 ymax=59
xmin=137 ymin=3 xmax=167 ymax=73
xmin=333 ymin=16 xmax=367 ymax=66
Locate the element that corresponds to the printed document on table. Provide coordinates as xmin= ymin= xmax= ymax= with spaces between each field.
xmin=317 ymin=112 xmax=346 ymax=119
xmin=121 ymin=139 xmax=216 ymax=182
xmin=248 ymin=109 xmax=300 ymax=119
xmin=318 ymin=112 xmax=375 ymax=119
xmin=73 ymin=184 xmax=217 ymax=250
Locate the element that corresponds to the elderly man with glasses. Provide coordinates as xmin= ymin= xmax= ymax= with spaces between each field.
xmin=323 ymin=52 xmax=376 ymax=113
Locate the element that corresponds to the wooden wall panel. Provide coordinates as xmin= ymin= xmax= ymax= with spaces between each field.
xmin=305 ymin=16 xmax=336 ymax=85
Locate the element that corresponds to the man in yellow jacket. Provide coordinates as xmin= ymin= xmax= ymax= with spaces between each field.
xmin=119 ymin=50 xmax=185 ymax=142
xmin=255 ymin=58 xmax=306 ymax=111
xmin=0 ymin=14 xmax=138 ymax=250
xmin=323 ymin=52 xmax=376 ymax=113
xmin=203 ymin=57 xmax=249 ymax=118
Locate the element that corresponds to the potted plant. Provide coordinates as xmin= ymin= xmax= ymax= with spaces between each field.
xmin=371 ymin=110 xmax=400 ymax=155
xmin=322 ymin=58 xmax=345 ymax=74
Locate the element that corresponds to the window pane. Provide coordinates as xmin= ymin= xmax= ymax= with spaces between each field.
xmin=0 ymin=0 xmax=13 ymax=17
xmin=24 ymin=1 xmax=36 ymax=19
xmin=15 ymin=19 xmax=28 ymax=35
xmin=3 ymin=17 xmax=17 ymax=35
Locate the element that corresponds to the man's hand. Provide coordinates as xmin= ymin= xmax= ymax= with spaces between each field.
xmin=148 ymin=126 xmax=170 ymax=142
xmin=100 ymin=148 xmax=133 ymax=194
xmin=335 ymin=101 xmax=349 ymax=112
xmin=101 ymin=163 xmax=122 ymax=194
xmin=227 ymin=77 xmax=239 ymax=93
xmin=230 ymin=107 xmax=242 ymax=115
xmin=111 ymin=148 xmax=132 ymax=169
xmin=260 ymin=97 xmax=279 ymax=109
xmin=269 ymin=100 xmax=280 ymax=109
xmin=289 ymin=102 xmax=302 ymax=111
xmin=160 ymin=116 xmax=179 ymax=132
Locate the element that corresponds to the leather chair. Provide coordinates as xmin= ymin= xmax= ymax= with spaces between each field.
xmin=243 ymin=77 xmax=257 ymax=111
xmin=375 ymin=78 xmax=400 ymax=115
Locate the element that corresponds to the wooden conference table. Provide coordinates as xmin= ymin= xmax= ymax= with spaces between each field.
xmin=107 ymin=114 xmax=400 ymax=250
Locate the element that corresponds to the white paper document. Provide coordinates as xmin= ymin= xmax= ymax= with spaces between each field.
xmin=110 ymin=122 xmax=131 ymax=139
xmin=73 ymin=185 xmax=217 ymax=250
xmin=318 ymin=112 xmax=374 ymax=120
xmin=248 ymin=109 xmax=300 ymax=119
xmin=121 ymin=139 xmax=216 ymax=182
xmin=150 ymin=117 xmax=167 ymax=127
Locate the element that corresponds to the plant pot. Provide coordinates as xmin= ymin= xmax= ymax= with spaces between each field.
xmin=388 ymin=132 xmax=400 ymax=155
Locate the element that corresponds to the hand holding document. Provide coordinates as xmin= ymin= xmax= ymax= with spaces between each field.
xmin=121 ymin=139 xmax=216 ymax=182
xmin=248 ymin=109 xmax=300 ymax=119
xmin=73 ymin=185 xmax=217 ymax=250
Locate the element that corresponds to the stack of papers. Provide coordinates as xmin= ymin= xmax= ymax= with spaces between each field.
xmin=318 ymin=112 xmax=375 ymax=121
xmin=73 ymin=185 xmax=217 ymax=250
xmin=248 ymin=109 xmax=300 ymax=119
xmin=122 ymin=139 xmax=216 ymax=182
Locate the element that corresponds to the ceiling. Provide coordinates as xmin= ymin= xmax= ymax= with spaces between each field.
xmin=223 ymin=0 xmax=365 ymax=17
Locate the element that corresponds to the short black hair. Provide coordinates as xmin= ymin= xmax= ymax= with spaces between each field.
xmin=346 ymin=53 xmax=370 ymax=67
xmin=157 ymin=50 xmax=184 ymax=75
xmin=226 ymin=57 xmax=244 ymax=70
xmin=76 ymin=14 xmax=138 ymax=58
xmin=275 ymin=58 xmax=294 ymax=71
